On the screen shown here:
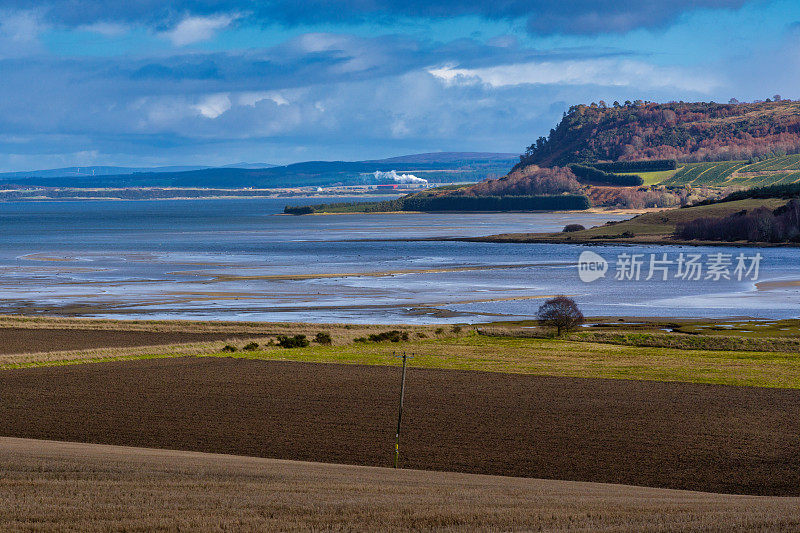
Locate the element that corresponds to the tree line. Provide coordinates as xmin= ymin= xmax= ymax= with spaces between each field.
xmin=285 ymin=193 xmax=590 ymax=214
xmin=676 ymin=199 xmax=800 ymax=242
xmin=401 ymin=194 xmax=590 ymax=212
xmin=588 ymin=159 xmax=677 ymax=173
xmin=568 ymin=164 xmax=644 ymax=186
xmin=705 ymin=183 xmax=800 ymax=204
xmin=517 ymin=100 xmax=800 ymax=168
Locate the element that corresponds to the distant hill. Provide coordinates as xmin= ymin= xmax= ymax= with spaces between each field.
xmin=219 ymin=163 xmax=277 ymax=169
xmin=519 ymin=100 xmax=800 ymax=168
xmin=373 ymin=152 xmax=517 ymax=164
xmin=0 ymin=165 xmax=212 ymax=179
xmin=0 ymin=153 xmax=516 ymax=189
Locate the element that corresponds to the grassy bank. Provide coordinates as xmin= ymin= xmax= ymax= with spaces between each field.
xmin=472 ymin=197 xmax=791 ymax=245
xmin=6 ymin=324 xmax=800 ymax=389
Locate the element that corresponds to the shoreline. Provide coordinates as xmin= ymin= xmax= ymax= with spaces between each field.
xmin=457 ymin=233 xmax=800 ymax=247
xmin=287 ymin=207 xmax=661 ymax=216
xmin=0 ymin=313 xmax=780 ymax=330
xmin=0 ymin=193 xmax=407 ymax=203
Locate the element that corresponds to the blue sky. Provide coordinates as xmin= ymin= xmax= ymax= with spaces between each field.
xmin=1 ymin=0 xmax=799 ymax=171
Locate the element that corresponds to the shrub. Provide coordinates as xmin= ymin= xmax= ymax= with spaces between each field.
xmin=242 ymin=342 xmax=259 ymax=351
xmin=221 ymin=345 xmax=237 ymax=353
xmin=563 ymin=224 xmax=585 ymax=232
xmin=435 ymin=327 xmax=444 ymax=334
xmin=276 ymin=334 xmax=310 ymax=348
xmin=451 ymin=325 xmax=462 ymax=333
xmin=367 ymin=330 xmax=409 ymax=343
xmin=314 ymin=332 xmax=332 ymax=345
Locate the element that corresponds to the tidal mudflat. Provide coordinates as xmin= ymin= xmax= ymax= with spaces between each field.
xmin=1 ymin=198 xmax=798 ymax=322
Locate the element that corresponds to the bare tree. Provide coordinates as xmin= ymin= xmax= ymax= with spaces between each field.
xmin=537 ymin=296 xmax=584 ymax=336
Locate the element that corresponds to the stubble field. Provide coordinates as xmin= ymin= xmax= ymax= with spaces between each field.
xmin=3 ymin=437 xmax=799 ymax=532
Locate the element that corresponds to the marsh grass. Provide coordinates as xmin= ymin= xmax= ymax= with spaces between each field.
xmin=480 ymin=326 xmax=800 ymax=352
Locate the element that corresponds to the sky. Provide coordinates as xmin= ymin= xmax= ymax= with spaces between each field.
xmin=1 ymin=0 xmax=800 ymax=171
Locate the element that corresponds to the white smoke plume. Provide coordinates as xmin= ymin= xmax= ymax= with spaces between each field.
xmin=373 ymin=170 xmax=428 ymax=184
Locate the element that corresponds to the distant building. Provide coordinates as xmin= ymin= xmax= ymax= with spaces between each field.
xmin=376 ymin=184 xmax=399 ymax=189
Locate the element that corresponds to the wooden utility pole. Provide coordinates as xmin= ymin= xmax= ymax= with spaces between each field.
xmin=395 ymin=351 xmax=408 ymax=468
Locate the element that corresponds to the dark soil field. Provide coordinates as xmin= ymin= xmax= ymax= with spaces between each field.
xmin=1 ymin=357 xmax=798 ymax=495
xmin=0 ymin=327 xmax=270 ymax=354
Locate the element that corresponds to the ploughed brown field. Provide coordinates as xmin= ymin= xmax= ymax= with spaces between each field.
xmin=1 ymin=357 xmax=797 ymax=496
xmin=0 ymin=327 xmax=272 ymax=354
xmin=3 ymin=437 xmax=799 ymax=532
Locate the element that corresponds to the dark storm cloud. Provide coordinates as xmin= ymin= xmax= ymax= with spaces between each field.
xmin=4 ymin=0 xmax=751 ymax=34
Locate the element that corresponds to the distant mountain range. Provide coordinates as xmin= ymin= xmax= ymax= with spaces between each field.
xmin=0 ymin=153 xmax=517 ymax=188
xmin=0 ymin=163 xmax=277 ymax=179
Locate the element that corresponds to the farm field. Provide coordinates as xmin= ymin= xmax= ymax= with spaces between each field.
xmin=2 ymin=437 xmax=800 ymax=532
xmin=620 ymin=169 xmax=678 ymax=185
xmin=4 ymin=316 xmax=800 ymax=389
xmin=660 ymin=154 xmax=800 ymax=187
xmin=0 ymin=326 xmax=278 ymax=355
xmin=0 ymin=357 xmax=798 ymax=496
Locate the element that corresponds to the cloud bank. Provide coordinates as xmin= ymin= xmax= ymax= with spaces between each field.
xmin=6 ymin=0 xmax=752 ymax=35
xmin=0 ymin=0 xmax=793 ymax=171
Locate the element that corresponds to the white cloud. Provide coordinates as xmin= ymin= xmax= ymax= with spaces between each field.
xmin=295 ymin=33 xmax=347 ymax=53
xmin=0 ymin=9 xmax=46 ymax=56
xmin=0 ymin=10 xmax=43 ymax=43
xmin=160 ymin=14 xmax=238 ymax=46
xmin=237 ymin=91 xmax=289 ymax=107
xmin=78 ymin=22 xmax=129 ymax=37
xmin=428 ymin=58 xmax=719 ymax=93
xmin=193 ymin=94 xmax=232 ymax=118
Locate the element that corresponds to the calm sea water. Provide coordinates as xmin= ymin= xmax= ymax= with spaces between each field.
xmin=0 ymin=197 xmax=798 ymax=323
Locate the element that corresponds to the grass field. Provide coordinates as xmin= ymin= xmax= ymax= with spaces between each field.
xmin=206 ymin=333 xmax=800 ymax=389
xmin=4 ymin=318 xmax=800 ymax=389
xmin=620 ymin=169 xmax=678 ymax=185
xmin=4 ymin=437 xmax=799 ymax=532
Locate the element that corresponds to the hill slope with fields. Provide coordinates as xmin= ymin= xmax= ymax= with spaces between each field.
xmin=662 ymin=154 xmax=800 ymax=187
